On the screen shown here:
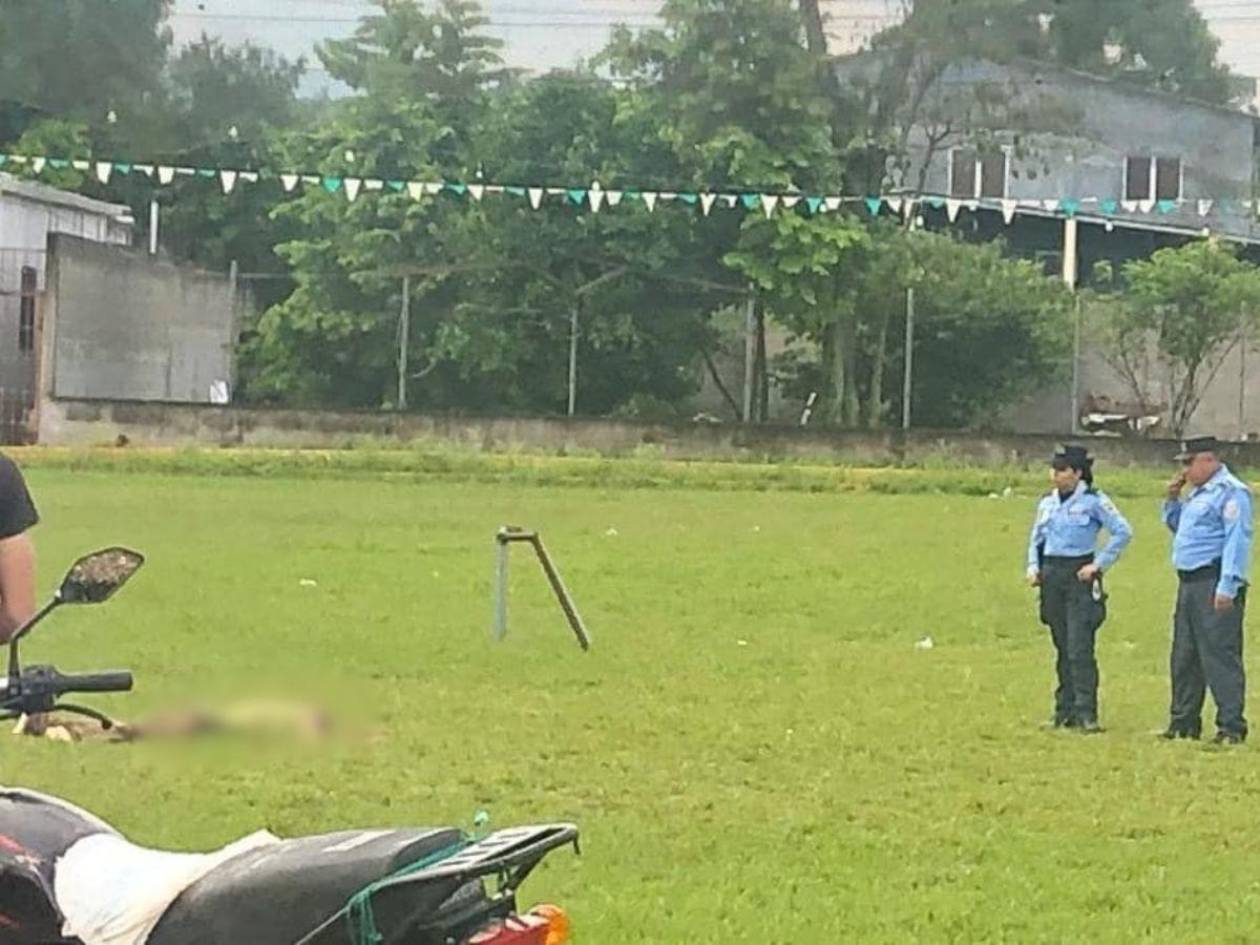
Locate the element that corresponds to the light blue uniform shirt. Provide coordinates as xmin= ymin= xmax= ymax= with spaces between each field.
xmin=1026 ymin=481 xmax=1133 ymax=578
xmin=1162 ymin=464 xmax=1254 ymax=599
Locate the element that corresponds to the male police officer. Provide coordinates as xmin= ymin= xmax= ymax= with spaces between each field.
xmin=1162 ymin=435 xmax=1254 ymax=744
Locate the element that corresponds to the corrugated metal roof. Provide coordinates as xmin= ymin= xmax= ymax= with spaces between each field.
xmin=0 ymin=173 xmax=133 ymax=224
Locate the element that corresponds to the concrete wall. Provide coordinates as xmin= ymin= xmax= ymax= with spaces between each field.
xmin=38 ymin=395 xmax=1260 ymax=469
xmin=45 ymin=235 xmax=244 ymax=404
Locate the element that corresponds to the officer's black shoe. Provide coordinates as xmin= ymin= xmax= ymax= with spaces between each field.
xmin=1213 ymin=731 xmax=1246 ymax=745
xmin=1077 ymin=717 xmax=1103 ymax=734
xmin=1159 ymin=727 xmax=1201 ymax=740
xmin=1044 ymin=715 xmax=1078 ymax=730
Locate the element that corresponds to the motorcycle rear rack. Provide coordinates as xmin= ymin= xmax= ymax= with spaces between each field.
xmin=379 ymin=823 xmax=579 ymax=893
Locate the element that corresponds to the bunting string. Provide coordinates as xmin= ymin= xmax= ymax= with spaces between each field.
xmin=1 ymin=152 xmax=1256 ymax=226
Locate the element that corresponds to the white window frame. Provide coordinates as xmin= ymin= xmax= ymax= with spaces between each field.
xmin=949 ymin=145 xmax=1011 ymax=200
xmin=1124 ymin=155 xmax=1183 ymax=202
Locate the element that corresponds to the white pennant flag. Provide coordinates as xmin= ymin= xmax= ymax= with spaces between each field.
xmin=7 ymin=155 xmax=26 ymax=165
xmin=1041 ymin=199 xmax=1060 ymax=212
xmin=1138 ymin=199 xmax=1155 ymax=214
xmin=722 ymin=194 xmax=739 ymax=209
xmin=302 ymin=175 xmax=321 ymax=186
xmin=423 ymin=182 xmax=443 ymax=196
xmin=546 ymin=187 xmax=566 ymax=196
xmin=1001 ymin=200 xmax=1018 ymax=224
xmin=468 ymin=184 xmax=485 ymax=201
xmin=157 ymin=166 xmax=175 ymax=185
xmin=343 ymin=178 xmax=362 ymax=202
xmin=72 ymin=160 xmax=89 ymax=171
xmin=887 ymin=197 xmax=904 ymax=216
xmin=659 ymin=191 xmax=678 ymax=203
xmin=175 ymin=167 xmax=195 ymax=177
xmin=1198 ymin=199 xmax=1214 ymax=216
xmin=965 ymin=199 xmax=979 ymax=212
xmin=589 ymin=187 xmax=605 ymax=213
xmin=485 ymin=185 xmax=504 ymax=195
xmin=783 ymin=195 xmax=802 ymax=210
xmin=946 ymin=199 xmax=962 ymax=222
xmin=700 ymin=193 xmax=717 ymax=216
xmin=135 ymin=164 xmax=154 ymax=177
xmin=528 ymin=187 xmax=544 ymax=209
xmin=607 ymin=191 xmax=624 ymax=207
xmin=31 ymin=157 xmax=46 ymax=174
xmin=280 ymin=174 xmax=299 ymax=192
xmin=406 ymin=182 xmax=424 ymax=200
xmin=643 ymin=192 xmax=659 ymax=212
xmin=95 ymin=162 xmax=113 ymax=184
xmin=1121 ymin=200 xmax=1139 ymax=214
xmin=824 ymin=196 xmax=843 ymax=212
xmin=240 ymin=171 xmax=258 ymax=185
xmin=761 ymin=195 xmax=780 ymax=219
xmin=219 ymin=170 xmax=238 ymax=194
xmin=363 ymin=179 xmax=384 ymax=192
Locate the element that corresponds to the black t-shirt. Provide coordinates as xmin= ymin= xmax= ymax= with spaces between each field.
xmin=0 ymin=454 xmax=38 ymax=540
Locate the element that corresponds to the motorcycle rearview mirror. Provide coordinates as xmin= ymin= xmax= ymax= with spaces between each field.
xmin=58 ymin=547 xmax=145 ymax=605
xmin=7 ymin=547 xmax=144 ymax=679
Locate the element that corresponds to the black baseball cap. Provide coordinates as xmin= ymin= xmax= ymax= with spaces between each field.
xmin=1176 ymin=435 xmax=1223 ymax=460
xmin=1051 ymin=444 xmax=1092 ymax=470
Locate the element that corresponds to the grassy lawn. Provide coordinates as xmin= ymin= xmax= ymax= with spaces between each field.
xmin=8 ymin=451 xmax=1260 ymax=944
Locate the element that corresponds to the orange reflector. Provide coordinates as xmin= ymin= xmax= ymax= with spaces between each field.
xmin=533 ymin=904 xmax=572 ymax=945
xmin=467 ymin=914 xmax=549 ymax=945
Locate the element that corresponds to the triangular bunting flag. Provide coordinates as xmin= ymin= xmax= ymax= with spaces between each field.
xmin=782 ymin=195 xmax=801 ymax=209
xmin=157 ymin=166 xmax=175 ymax=184
xmin=761 ymin=195 xmax=780 ymax=219
xmin=965 ymin=199 xmax=979 ymax=212
xmin=1157 ymin=199 xmax=1176 ymax=214
xmin=49 ymin=158 xmax=69 ymax=170
xmin=1198 ymin=199 xmax=1214 ymax=216
xmin=589 ymin=187 xmax=606 ymax=213
xmin=805 ymin=196 xmax=823 ymax=215
xmin=926 ymin=197 xmax=945 ymax=210
xmin=740 ymin=194 xmax=760 ymax=211
xmin=528 ymin=187 xmax=544 ymax=209
xmin=643 ymin=192 xmax=659 ymax=212
xmin=281 ymin=174 xmax=299 ymax=192
xmin=240 ymin=171 xmax=258 ymax=185
xmin=131 ymin=163 xmax=151 ymax=177
xmin=386 ymin=180 xmax=404 ymax=192
xmin=887 ymin=197 xmax=904 ymax=216
xmin=72 ymin=160 xmax=90 ymax=171
xmin=677 ymin=193 xmax=698 ymax=206
xmin=322 ymin=177 xmax=342 ymax=193
xmin=1121 ymin=200 xmax=1139 ymax=213
xmin=1061 ymin=198 xmax=1080 ymax=216
xmin=946 ymin=199 xmax=962 ymax=222
xmin=446 ymin=182 xmax=468 ymax=197
xmin=865 ymin=197 xmax=883 ymax=216
xmin=566 ymin=188 xmax=587 ymax=207
xmin=1100 ymin=200 xmax=1118 ymax=215
xmin=607 ymin=191 xmax=624 ymax=207
xmin=407 ymin=182 xmax=424 ymax=200
xmin=115 ymin=163 xmax=131 ymax=175
xmin=301 ymin=175 xmax=320 ymax=185
xmin=6 ymin=155 xmax=25 ymax=165
xmin=824 ymin=197 xmax=842 ymax=212
xmin=700 ymin=193 xmax=717 ymax=216
xmin=546 ymin=187 xmax=566 ymax=196
xmin=423 ymin=182 xmax=443 ymax=196
xmin=1001 ymin=200 xmax=1017 ymax=224
xmin=0 ymin=155 xmax=7 ymax=167
xmin=468 ymin=184 xmax=485 ymax=201
xmin=722 ymin=195 xmax=739 ymax=208
xmin=363 ymin=179 xmax=383 ymax=192
xmin=197 ymin=168 xmax=215 ymax=178
xmin=219 ymin=170 xmax=238 ymax=194
xmin=1041 ymin=199 xmax=1059 ymax=212
xmin=31 ymin=157 xmax=45 ymax=175
xmin=343 ymin=178 xmax=361 ymax=202
xmin=505 ymin=186 xmax=526 ymax=198
xmin=95 ymin=162 xmax=112 ymax=184
xmin=1138 ymin=199 xmax=1155 ymax=214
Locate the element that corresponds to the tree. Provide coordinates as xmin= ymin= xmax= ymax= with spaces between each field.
xmin=0 ymin=0 xmax=173 ymax=148
xmin=1095 ymin=241 xmax=1260 ymax=437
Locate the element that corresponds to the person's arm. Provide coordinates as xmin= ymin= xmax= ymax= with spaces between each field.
xmin=1091 ymin=494 xmax=1133 ymax=573
xmin=1164 ymin=472 xmax=1187 ymax=533
xmin=0 ymin=532 xmax=36 ymax=642
xmin=1216 ymin=487 xmax=1254 ymax=608
xmin=1026 ymin=499 xmax=1047 ymax=583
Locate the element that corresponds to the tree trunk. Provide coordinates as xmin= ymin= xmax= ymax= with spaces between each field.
xmin=755 ymin=301 xmax=769 ymax=422
xmin=841 ymin=318 xmax=861 ymax=427
xmin=822 ymin=321 xmax=844 ymax=423
xmin=866 ymin=307 xmax=892 ymax=428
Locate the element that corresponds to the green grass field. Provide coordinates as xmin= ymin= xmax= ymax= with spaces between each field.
xmin=9 ymin=451 xmax=1260 ymax=944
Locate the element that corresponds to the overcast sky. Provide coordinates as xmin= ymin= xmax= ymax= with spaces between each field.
xmin=166 ymin=0 xmax=1260 ymax=95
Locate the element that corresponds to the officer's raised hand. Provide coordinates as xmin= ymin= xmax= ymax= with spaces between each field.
xmin=1167 ymin=471 xmax=1187 ymax=500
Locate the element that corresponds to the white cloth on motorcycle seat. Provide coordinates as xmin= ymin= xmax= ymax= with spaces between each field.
xmin=54 ymin=829 xmax=279 ymax=945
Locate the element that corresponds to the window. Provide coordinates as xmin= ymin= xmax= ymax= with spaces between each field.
xmin=18 ymin=267 xmax=35 ymax=354
xmin=949 ymin=148 xmax=1008 ymax=199
xmin=1125 ymin=156 xmax=1182 ymax=201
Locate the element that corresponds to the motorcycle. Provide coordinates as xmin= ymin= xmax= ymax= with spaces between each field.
xmin=0 ymin=549 xmax=579 ymax=945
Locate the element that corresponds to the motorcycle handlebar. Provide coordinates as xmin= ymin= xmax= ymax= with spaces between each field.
xmin=53 ymin=671 xmax=134 ymax=694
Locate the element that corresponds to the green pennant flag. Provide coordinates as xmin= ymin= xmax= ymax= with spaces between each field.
xmin=48 ymin=158 xmax=69 ymax=169
xmin=1100 ymin=199 xmax=1118 ymax=215
xmin=197 ymin=168 xmax=215 ymax=178
xmin=624 ymin=189 xmax=641 ymax=201
xmin=445 ymin=181 xmax=468 ymax=196
xmin=1060 ymin=198 xmax=1080 ymax=217
xmin=506 ymin=185 xmax=526 ymax=197
xmin=566 ymin=188 xmax=587 ymax=206
xmin=926 ymin=197 xmax=945 ymax=210
xmin=740 ymin=193 xmax=761 ymax=210
xmin=678 ymin=192 xmax=698 ymax=205
xmin=864 ymin=197 xmax=882 ymax=216
xmin=1157 ymin=199 xmax=1177 ymax=214
xmin=115 ymin=163 xmax=132 ymax=175
xmin=806 ymin=196 xmax=823 ymax=215
xmin=387 ymin=180 xmax=404 ymax=192
xmin=0 ymin=155 xmax=7 ymax=166
xmin=322 ymin=177 xmax=343 ymax=193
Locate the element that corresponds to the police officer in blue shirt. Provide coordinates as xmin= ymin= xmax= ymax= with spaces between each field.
xmin=1027 ymin=445 xmax=1133 ymax=732
xmin=1162 ymin=435 xmax=1254 ymax=744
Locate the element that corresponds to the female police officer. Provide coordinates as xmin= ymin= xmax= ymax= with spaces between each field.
xmin=1025 ymin=445 xmax=1132 ymax=733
